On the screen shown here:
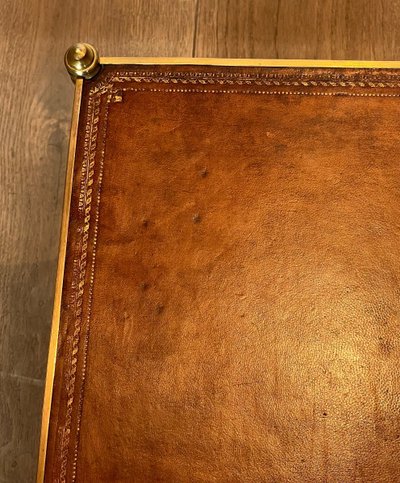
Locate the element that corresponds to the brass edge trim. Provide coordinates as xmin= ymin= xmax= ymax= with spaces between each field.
xmin=37 ymin=79 xmax=83 ymax=483
xmin=100 ymin=57 xmax=400 ymax=69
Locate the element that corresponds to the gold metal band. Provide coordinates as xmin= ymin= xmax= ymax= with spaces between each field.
xmin=100 ymin=56 xmax=400 ymax=69
xmin=36 ymin=79 xmax=83 ymax=483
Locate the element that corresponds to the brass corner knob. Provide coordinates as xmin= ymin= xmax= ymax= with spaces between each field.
xmin=65 ymin=43 xmax=101 ymax=81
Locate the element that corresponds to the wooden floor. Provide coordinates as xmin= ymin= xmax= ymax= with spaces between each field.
xmin=1 ymin=1 xmax=400 ymax=481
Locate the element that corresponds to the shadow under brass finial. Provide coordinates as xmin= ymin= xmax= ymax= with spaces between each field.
xmin=65 ymin=43 xmax=101 ymax=81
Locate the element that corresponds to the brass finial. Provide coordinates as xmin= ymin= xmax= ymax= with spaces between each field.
xmin=64 ymin=43 xmax=101 ymax=81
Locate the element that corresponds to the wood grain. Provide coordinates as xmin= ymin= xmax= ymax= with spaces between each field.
xmin=195 ymin=0 xmax=400 ymax=59
xmin=0 ymin=1 xmax=399 ymax=481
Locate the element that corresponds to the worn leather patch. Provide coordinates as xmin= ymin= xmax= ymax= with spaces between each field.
xmin=45 ymin=64 xmax=400 ymax=482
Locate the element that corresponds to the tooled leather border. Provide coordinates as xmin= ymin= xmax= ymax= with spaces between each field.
xmin=55 ymin=67 xmax=400 ymax=482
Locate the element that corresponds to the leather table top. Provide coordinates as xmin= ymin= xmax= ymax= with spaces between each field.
xmin=44 ymin=64 xmax=400 ymax=482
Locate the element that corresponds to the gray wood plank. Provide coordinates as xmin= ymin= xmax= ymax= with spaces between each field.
xmin=195 ymin=0 xmax=400 ymax=59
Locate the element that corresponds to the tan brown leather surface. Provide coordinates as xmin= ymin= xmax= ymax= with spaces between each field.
xmin=45 ymin=64 xmax=400 ymax=482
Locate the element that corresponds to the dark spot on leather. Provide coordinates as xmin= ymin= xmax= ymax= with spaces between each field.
xmin=322 ymin=412 xmax=328 ymax=417
xmin=200 ymin=167 xmax=208 ymax=178
xmin=140 ymin=282 xmax=149 ymax=291
xmin=378 ymin=336 xmax=393 ymax=355
xmin=142 ymin=218 xmax=149 ymax=228
xmin=193 ymin=214 xmax=201 ymax=223
xmin=155 ymin=303 xmax=164 ymax=315
xmin=247 ymin=161 xmax=263 ymax=170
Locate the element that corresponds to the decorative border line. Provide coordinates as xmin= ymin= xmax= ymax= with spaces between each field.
xmin=119 ymin=86 xmax=400 ymax=98
xmin=57 ymin=92 xmax=101 ymax=483
xmin=56 ymin=67 xmax=400 ymax=482
xmin=71 ymin=91 xmax=109 ymax=482
xmin=91 ymin=68 xmax=400 ymax=95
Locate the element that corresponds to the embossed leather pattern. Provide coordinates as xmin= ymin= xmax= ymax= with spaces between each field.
xmin=44 ymin=64 xmax=400 ymax=482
